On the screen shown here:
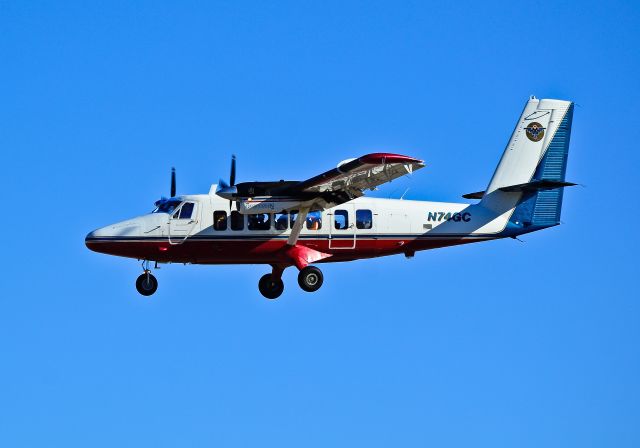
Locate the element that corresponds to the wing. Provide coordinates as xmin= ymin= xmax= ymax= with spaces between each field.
xmin=218 ymin=152 xmax=425 ymax=213
xmin=290 ymin=152 xmax=424 ymax=197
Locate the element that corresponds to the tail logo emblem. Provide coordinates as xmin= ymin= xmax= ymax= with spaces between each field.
xmin=525 ymin=122 xmax=545 ymax=142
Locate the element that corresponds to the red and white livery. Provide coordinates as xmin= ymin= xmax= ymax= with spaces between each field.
xmin=86 ymin=97 xmax=576 ymax=299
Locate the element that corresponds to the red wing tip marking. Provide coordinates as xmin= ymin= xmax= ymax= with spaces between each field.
xmin=359 ymin=153 xmax=424 ymax=164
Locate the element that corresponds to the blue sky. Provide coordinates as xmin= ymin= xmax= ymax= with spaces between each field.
xmin=1 ymin=1 xmax=639 ymax=446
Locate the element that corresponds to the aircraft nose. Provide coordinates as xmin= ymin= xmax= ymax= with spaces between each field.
xmin=85 ymin=228 xmax=104 ymax=251
xmin=85 ymin=224 xmax=118 ymax=251
xmin=85 ymin=230 xmax=96 ymax=251
xmin=85 ymin=220 xmax=142 ymax=252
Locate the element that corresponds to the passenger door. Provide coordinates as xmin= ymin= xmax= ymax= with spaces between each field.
xmin=328 ymin=205 xmax=356 ymax=249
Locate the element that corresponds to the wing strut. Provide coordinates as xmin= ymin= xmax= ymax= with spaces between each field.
xmin=287 ymin=207 xmax=309 ymax=246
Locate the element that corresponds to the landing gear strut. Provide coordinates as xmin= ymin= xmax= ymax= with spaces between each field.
xmin=136 ymin=260 xmax=158 ymax=296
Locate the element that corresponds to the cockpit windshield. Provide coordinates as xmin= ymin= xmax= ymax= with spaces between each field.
xmin=153 ymin=199 xmax=182 ymax=214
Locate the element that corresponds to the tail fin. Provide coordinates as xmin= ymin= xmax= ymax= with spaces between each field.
xmin=480 ymin=97 xmax=574 ymax=230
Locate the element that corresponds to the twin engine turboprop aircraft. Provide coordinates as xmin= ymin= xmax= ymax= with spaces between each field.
xmin=86 ymin=97 xmax=576 ymax=299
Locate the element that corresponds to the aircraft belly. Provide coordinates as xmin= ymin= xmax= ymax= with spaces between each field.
xmin=85 ymin=234 xmax=495 ymax=264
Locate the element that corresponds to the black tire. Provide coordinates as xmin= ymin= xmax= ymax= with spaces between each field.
xmin=258 ymin=274 xmax=284 ymax=299
xmin=136 ymin=272 xmax=158 ymax=296
xmin=297 ymin=266 xmax=323 ymax=292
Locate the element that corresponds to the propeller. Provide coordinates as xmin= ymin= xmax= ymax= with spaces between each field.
xmin=229 ymin=154 xmax=236 ymax=188
xmin=154 ymin=167 xmax=177 ymax=207
xmin=170 ymin=167 xmax=176 ymax=198
xmin=216 ymin=155 xmax=239 ymax=210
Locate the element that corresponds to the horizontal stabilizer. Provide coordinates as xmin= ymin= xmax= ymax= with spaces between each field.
xmin=462 ymin=190 xmax=485 ymax=200
xmin=463 ymin=180 xmax=575 ymax=200
xmin=499 ymin=180 xmax=576 ymax=193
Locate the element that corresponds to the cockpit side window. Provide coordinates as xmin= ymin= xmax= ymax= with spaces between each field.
xmin=154 ymin=199 xmax=181 ymax=214
xmin=178 ymin=202 xmax=195 ymax=219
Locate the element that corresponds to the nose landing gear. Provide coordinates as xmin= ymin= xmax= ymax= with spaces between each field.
xmin=136 ymin=260 xmax=158 ymax=296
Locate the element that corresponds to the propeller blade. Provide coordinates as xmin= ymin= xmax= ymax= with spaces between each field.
xmin=216 ymin=155 xmax=238 ymax=210
xmin=230 ymin=154 xmax=236 ymax=187
xmin=170 ymin=167 xmax=176 ymax=197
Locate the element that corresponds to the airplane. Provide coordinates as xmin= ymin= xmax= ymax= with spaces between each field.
xmin=86 ymin=96 xmax=575 ymax=299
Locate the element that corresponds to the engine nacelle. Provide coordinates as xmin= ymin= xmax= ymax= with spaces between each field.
xmin=239 ymin=197 xmax=303 ymax=214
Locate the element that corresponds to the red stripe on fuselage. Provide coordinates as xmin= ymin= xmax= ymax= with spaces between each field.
xmin=85 ymin=236 xmax=494 ymax=264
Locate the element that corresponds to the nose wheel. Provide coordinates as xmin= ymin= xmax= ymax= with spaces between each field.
xmin=136 ymin=271 xmax=158 ymax=296
xmin=136 ymin=261 xmax=158 ymax=296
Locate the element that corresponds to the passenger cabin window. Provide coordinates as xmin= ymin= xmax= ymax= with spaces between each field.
xmin=248 ymin=213 xmax=271 ymax=231
xmin=356 ymin=209 xmax=373 ymax=229
xmin=275 ymin=212 xmax=288 ymax=230
xmin=289 ymin=210 xmax=298 ymax=228
xmin=334 ymin=210 xmax=349 ymax=230
xmin=230 ymin=211 xmax=244 ymax=231
xmin=214 ymin=211 xmax=227 ymax=231
xmin=177 ymin=202 xmax=195 ymax=220
xmin=306 ymin=211 xmax=322 ymax=230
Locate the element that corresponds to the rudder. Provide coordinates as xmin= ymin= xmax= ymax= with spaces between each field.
xmin=511 ymin=103 xmax=574 ymax=227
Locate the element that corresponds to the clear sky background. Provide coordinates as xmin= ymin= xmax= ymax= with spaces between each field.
xmin=1 ymin=1 xmax=639 ymax=446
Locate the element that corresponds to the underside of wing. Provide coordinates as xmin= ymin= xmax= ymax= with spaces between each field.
xmin=290 ymin=153 xmax=425 ymax=197
xmin=215 ymin=152 xmax=425 ymax=213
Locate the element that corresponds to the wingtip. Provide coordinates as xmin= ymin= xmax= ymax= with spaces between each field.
xmin=359 ymin=153 xmax=424 ymax=164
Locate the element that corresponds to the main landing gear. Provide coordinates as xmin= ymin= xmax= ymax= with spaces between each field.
xmin=258 ymin=264 xmax=324 ymax=299
xmin=298 ymin=266 xmax=323 ymax=293
xmin=136 ymin=260 xmax=158 ymax=296
xmin=258 ymin=274 xmax=285 ymax=299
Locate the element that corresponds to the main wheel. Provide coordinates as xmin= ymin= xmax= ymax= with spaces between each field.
xmin=258 ymin=274 xmax=284 ymax=299
xmin=297 ymin=266 xmax=323 ymax=292
xmin=136 ymin=272 xmax=158 ymax=296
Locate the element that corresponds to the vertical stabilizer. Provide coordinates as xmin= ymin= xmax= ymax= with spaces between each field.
xmin=480 ymin=97 xmax=574 ymax=230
